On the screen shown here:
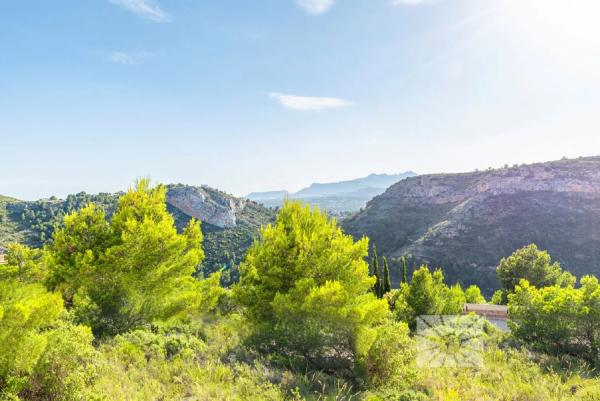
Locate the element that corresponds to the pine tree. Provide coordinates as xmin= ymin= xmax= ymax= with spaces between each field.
xmin=382 ymin=256 xmax=391 ymax=294
xmin=235 ymin=201 xmax=388 ymax=370
xmin=372 ymin=246 xmax=381 ymax=298
xmin=401 ymin=256 xmax=408 ymax=284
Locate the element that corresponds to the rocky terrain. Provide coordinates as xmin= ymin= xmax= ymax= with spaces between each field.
xmin=342 ymin=157 xmax=600 ymax=294
xmin=167 ymin=185 xmax=247 ymax=229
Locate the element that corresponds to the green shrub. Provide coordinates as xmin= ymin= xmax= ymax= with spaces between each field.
xmin=509 ymin=276 xmax=600 ymax=368
xmin=26 ymin=322 xmax=97 ymax=401
xmin=360 ymin=321 xmax=415 ymax=390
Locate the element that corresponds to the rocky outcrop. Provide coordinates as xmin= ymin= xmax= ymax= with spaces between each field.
xmin=386 ymin=159 xmax=600 ymax=206
xmin=342 ymin=157 xmax=600 ymax=294
xmin=166 ymin=185 xmax=246 ymax=229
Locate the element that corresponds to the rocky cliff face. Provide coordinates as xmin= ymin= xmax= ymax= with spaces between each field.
xmin=167 ymin=185 xmax=246 ymax=229
xmin=390 ymin=159 xmax=600 ymax=204
xmin=342 ymin=157 xmax=600 ymax=294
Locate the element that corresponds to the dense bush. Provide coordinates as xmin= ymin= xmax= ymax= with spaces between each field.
xmin=25 ymin=322 xmax=97 ymax=401
xmin=509 ymin=276 xmax=600 ymax=369
xmin=360 ymin=321 xmax=415 ymax=389
xmin=0 ymin=280 xmax=64 ymax=396
xmin=0 ymin=279 xmax=96 ymax=400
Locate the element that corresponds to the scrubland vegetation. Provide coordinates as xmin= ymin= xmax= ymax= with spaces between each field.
xmin=1 ymin=180 xmax=600 ymax=400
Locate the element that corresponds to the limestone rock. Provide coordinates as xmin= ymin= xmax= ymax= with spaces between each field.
xmin=166 ymin=185 xmax=246 ymax=229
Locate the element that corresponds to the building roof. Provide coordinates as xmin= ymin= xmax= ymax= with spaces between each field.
xmin=463 ymin=303 xmax=508 ymax=319
xmin=464 ymin=303 xmax=507 ymax=312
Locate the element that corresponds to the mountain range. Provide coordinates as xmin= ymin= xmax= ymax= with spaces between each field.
xmin=342 ymin=156 xmax=600 ymax=295
xmin=247 ymin=172 xmax=416 ymax=213
xmin=4 ymin=159 xmax=600 ymax=294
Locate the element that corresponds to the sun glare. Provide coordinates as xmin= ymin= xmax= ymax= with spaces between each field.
xmin=498 ymin=0 xmax=600 ymax=76
xmin=503 ymin=0 xmax=600 ymax=43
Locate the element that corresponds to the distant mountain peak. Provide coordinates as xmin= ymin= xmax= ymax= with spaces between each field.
xmin=245 ymin=171 xmax=416 ymax=213
xmin=294 ymin=172 xmax=416 ymax=198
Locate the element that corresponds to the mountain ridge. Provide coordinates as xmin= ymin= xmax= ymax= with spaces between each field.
xmin=247 ymin=172 xmax=416 ymax=213
xmin=294 ymin=172 xmax=417 ymax=197
xmin=342 ymin=156 xmax=600 ymax=294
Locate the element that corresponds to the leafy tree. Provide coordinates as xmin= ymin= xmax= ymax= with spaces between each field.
xmin=497 ymin=244 xmax=575 ymax=294
xmin=45 ymin=203 xmax=115 ymax=303
xmin=405 ymin=267 xmax=440 ymax=316
xmin=465 ymin=285 xmax=486 ymax=304
xmin=1 ymin=243 xmax=46 ymax=284
xmin=445 ymin=283 xmax=467 ymax=313
xmin=235 ymin=201 xmax=388 ymax=375
xmin=382 ymin=256 xmax=392 ymax=295
xmin=508 ymin=276 xmax=600 ymax=368
xmin=46 ymin=179 xmax=211 ymax=336
xmin=393 ymin=266 xmax=465 ymax=328
xmin=490 ymin=290 xmax=505 ymax=305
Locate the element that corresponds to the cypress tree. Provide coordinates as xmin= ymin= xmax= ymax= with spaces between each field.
xmin=401 ymin=256 xmax=408 ymax=284
xmin=382 ymin=256 xmax=391 ymax=294
xmin=372 ymin=246 xmax=381 ymax=298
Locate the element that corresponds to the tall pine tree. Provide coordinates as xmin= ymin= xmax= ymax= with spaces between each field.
xmin=382 ymin=256 xmax=391 ymax=294
xmin=372 ymin=246 xmax=382 ymax=298
xmin=401 ymin=256 xmax=408 ymax=284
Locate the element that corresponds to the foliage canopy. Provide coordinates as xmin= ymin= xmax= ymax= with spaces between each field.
xmin=235 ymin=201 xmax=389 ymax=375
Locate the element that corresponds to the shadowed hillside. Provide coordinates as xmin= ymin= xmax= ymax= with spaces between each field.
xmin=342 ymin=157 xmax=600 ymax=294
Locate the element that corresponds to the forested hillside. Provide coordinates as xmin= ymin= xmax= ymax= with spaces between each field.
xmin=343 ymin=157 xmax=600 ymax=294
xmin=0 ymin=185 xmax=274 ymax=283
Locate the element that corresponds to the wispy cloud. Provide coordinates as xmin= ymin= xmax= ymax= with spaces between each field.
xmin=391 ymin=0 xmax=439 ymax=5
xmin=109 ymin=51 xmax=150 ymax=65
xmin=296 ymin=0 xmax=336 ymax=15
xmin=108 ymin=0 xmax=170 ymax=22
xmin=269 ymin=93 xmax=351 ymax=111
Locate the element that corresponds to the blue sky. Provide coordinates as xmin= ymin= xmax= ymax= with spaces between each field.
xmin=2 ymin=0 xmax=600 ymax=200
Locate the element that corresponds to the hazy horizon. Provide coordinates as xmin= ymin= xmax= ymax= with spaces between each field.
xmin=3 ymin=0 xmax=600 ymax=200
xmin=5 ymin=154 xmax=599 ymax=201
